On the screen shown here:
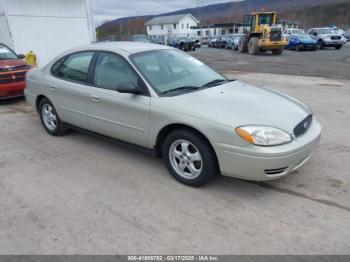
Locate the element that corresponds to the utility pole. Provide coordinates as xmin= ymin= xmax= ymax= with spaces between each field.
xmin=196 ymin=0 xmax=203 ymax=36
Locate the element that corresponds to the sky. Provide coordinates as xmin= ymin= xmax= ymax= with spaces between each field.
xmin=91 ymin=0 xmax=235 ymax=26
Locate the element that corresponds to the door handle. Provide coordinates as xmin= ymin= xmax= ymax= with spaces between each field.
xmin=50 ymin=86 xmax=57 ymax=91
xmin=90 ymin=95 xmax=101 ymax=103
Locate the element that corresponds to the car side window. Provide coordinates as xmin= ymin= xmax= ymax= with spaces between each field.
xmin=93 ymin=52 xmax=139 ymax=91
xmin=52 ymin=52 xmax=94 ymax=84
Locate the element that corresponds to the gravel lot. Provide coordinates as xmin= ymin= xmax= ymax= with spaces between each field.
xmin=193 ymin=44 xmax=350 ymax=80
xmin=0 ymin=46 xmax=349 ymax=254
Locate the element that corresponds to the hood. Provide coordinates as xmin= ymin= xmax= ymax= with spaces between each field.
xmin=161 ymin=81 xmax=312 ymax=134
xmin=0 ymin=59 xmax=28 ymax=70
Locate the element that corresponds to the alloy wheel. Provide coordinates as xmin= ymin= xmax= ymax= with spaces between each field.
xmin=42 ymin=104 xmax=57 ymax=131
xmin=169 ymin=139 xmax=203 ymax=180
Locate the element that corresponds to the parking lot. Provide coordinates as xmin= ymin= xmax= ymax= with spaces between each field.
xmin=193 ymin=44 xmax=350 ymax=80
xmin=1 ymin=46 xmax=350 ymax=254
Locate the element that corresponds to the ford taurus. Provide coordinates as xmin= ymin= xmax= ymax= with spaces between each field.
xmin=24 ymin=42 xmax=321 ymax=187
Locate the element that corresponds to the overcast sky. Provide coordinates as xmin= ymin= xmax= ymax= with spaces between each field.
xmin=91 ymin=0 xmax=235 ymax=25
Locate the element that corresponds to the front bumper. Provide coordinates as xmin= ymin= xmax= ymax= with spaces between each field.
xmin=214 ymin=120 xmax=322 ymax=181
xmin=299 ymin=43 xmax=317 ymax=50
xmin=323 ymin=40 xmax=342 ymax=46
xmin=0 ymin=82 xmax=25 ymax=100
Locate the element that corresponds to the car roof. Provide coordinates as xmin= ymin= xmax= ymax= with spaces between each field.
xmin=65 ymin=41 xmax=173 ymax=56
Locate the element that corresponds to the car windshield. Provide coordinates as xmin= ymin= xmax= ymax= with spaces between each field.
xmin=292 ymin=29 xmax=305 ymax=34
xmin=319 ymin=29 xmax=333 ymax=34
xmin=131 ymin=50 xmax=226 ymax=95
xmin=296 ymin=34 xmax=311 ymax=40
xmin=0 ymin=45 xmax=18 ymax=60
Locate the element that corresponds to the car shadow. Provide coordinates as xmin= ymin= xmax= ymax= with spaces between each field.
xmin=0 ymin=96 xmax=25 ymax=106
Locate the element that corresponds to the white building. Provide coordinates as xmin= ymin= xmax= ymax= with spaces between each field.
xmin=0 ymin=0 xmax=95 ymax=66
xmin=146 ymin=14 xmax=200 ymax=41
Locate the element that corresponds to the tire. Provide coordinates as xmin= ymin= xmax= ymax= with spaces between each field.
xmin=272 ymin=48 xmax=284 ymax=55
xmin=295 ymin=44 xmax=301 ymax=51
xmin=317 ymin=40 xmax=324 ymax=50
xmin=39 ymin=97 xmax=68 ymax=136
xmin=162 ymin=129 xmax=218 ymax=187
xmin=248 ymin=37 xmax=260 ymax=55
xmin=335 ymin=45 xmax=342 ymax=50
xmin=238 ymin=36 xmax=248 ymax=53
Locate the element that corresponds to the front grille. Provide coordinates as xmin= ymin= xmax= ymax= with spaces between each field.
xmin=270 ymin=29 xmax=282 ymax=41
xmin=0 ymin=70 xmax=27 ymax=84
xmin=265 ymin=167 xmax=288 ymax=176
xmin=0 ymin=65 xmax=31 ymax=73
xmin=294 ymin=115 xmax=313 ymax=137
xmin=0 ymin=89 xmax=23 ymax=97
xmin=331 ymin=36 xmax=341 ymax=40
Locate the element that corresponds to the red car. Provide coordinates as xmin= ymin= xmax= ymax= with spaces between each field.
xmin=0 ymin=44 xmax=31 ymax=100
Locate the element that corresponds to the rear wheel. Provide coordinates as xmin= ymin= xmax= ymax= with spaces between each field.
xmin=295 ymin=44 xmax=301 ymax=51
xmin=272 ymin=48 xmax=284 ymax=55
xmin=162 ymin=129 xmax=218 ymax=187
xmin=39 ymin=98 xmax=68 ymax=136
xmin=238 ymin=36 xmax=248 ymax=53
xmin=248 ymin=37 xmax=260 ymax=55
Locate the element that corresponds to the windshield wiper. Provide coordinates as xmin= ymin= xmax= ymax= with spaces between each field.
xmin=201 ymin=79 xmax=231 ymax=88
xmin=161 ymin=86 xmax=200 ymax=95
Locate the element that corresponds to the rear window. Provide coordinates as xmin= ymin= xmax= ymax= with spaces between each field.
xmin=51 ymin=52 xmax=94 ymax=84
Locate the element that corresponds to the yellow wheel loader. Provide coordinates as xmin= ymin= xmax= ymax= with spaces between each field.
xmin=239 ymin=12 xmax=288 ymax=55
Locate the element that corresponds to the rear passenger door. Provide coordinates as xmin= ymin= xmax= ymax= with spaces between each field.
xmin=87 ymin=52 xmax=150 ymax=147
xmin=49 ymin=51 xmax=94 ymax=129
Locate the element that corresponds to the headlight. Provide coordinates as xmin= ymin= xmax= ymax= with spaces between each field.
xmin=236 ymin=126 xmax=292 ymax=146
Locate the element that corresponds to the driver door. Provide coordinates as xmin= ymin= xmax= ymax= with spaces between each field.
xmin=87 ymin=52 xmax=150 ymax=147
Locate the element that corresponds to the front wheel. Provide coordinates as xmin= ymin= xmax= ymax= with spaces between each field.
xmin=39 ymin=98 xmax=68 ymax=136
xmin=238 ymin=36 xmax=248 ymax=53
xmin=317 ymin=41 xmax=324 ymax=50
xmin=162 ymin=129 xmax=218 ymax=187
xmin=248 ymin=37 xmax=260 ymax=55
xmin=335 ymin=45 xmax=342 ymax=50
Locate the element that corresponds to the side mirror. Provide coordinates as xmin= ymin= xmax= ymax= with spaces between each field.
xmin=117 ymin=82 xmax=141 ymax=95
xmin=17 ymin=54 xmax=25 ymax=59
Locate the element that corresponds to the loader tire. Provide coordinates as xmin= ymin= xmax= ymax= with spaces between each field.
xmin=238 ymin=36 xmax=248 ymax=53
xmin=248 ymin=37 xmax=260 ymax=55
